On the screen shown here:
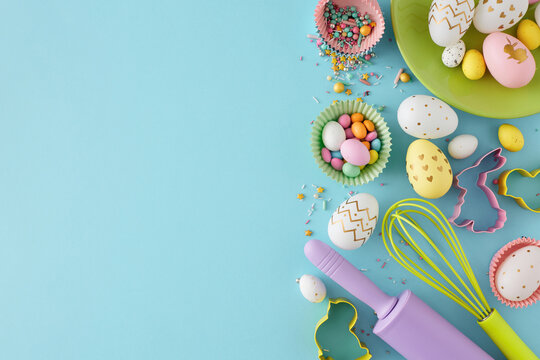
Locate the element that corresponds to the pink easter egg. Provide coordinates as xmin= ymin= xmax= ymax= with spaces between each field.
xmin=345 ymin=128 xmax=354 ymax=139
xmin=365 ymin=131 xmax=378 ymax=142
xmin=321 ymin=147 xmax=332 ymax=163
xmin=340 ymin=139 xmax=370 ymax=166
xmin=483 ymin=32 xmax=536 ymax=89
xmin=353 ymin=34 xmax=359 ymax=40
xmin=338 ymin=114 xmax=351 ymax=128
xmin=331 ymin=158 xmax=344 ymax=171
xmin=352 ymin=26 xmax=359 ymax=34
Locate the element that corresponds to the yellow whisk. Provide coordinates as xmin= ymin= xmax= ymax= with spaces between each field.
xmin=382 ymin=198 xmax=538 ymax=360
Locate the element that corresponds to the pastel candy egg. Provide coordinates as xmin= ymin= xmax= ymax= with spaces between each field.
xmin=322 ymin=121 xmax=346 ymax=151
xmin=351 ymin=121 xmax=367 ymax=139
xmin=365 ymin=131 xmax=377 ymax=142
xmin=338 ymin=114 xmax=352 ymax=128
xmin=462 ymin=49 xmax=486 ymax=80
xmin=495 ymin=246 xmax=540 ymax=302
xmin=537 ymin=3 xmax=540 ymax=25
xmin=330 ymin=150 xmax=343 ymax=159
xmin=406 ymin=139 xmax=453 ymax=199
xmin=371 ymin=138 xmax=381 ymax=152
xmin=498 ymin=123 xmax=524 ymax=152
xmin=368 ymin=149 xmax=378 ymax=164
xmin=517 ymin=19 xmax=540 ymax=50
xmin=397 ymin=95 xmax=458 ymax=139
xmin=428 ymin=0 xmax=475 ymax=47
xmin=321 ymin=148 xmax=332 ymax=163
xmin=473 ymin=0 xmax=528 ymax=34
xmin=363 ymin=120 xmax=375 ymax=132
xmin=298 ymin=274 xmax=327 ymax=303
xmin=442 ymin=40 xmax=466 ymax=68
xmin=331 ymin=158 xmax=344 ymax=171
xmin=328 ymin=193 xmax=379 ymax=250
xmin=340 ymin=139 xmax=370 ymax=166
xmin=483 ymin=32 xmax=535 ymax=88
xmin=345 ymin=128 xmax=355 ymax=139
xmin=342 ymin=162 xmax=361 ymax=177
xmin=448 ymin=134 xmax=478 ymax=159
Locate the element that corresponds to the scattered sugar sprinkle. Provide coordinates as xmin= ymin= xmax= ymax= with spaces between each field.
xmin=313 ymin=96 xmax=320 ymax=104
xmin=300 ymin=56 xmax=303 ymax=61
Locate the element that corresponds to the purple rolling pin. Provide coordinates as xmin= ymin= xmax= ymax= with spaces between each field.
xmin=305 ymin=239 xmax=493 ymax=360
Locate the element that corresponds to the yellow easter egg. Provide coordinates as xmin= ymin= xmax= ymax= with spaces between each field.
xmin=462 ymin=49 xmax=486 ymax=80
xmin=368 ymin=149 xmax=379 ymax=164
xmin=517 ymin=19 xmax=540 ymax=50
xmin=498 ymin=124 xmax=524 ymax=152
xmin=406 ymin=140 xmax=453 ymax=199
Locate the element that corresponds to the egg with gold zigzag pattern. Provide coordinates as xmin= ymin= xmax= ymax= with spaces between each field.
xmin=328 ymin=193 xmax=379 ymax=250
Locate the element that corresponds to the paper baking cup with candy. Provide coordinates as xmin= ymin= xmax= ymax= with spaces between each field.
xmin=314 ymin=0 xmax=385 ymax=56
xmin=311 ymin=100 xmax=391 ymax=186
xmin=489 ymin=237 xmax=540 ymax=308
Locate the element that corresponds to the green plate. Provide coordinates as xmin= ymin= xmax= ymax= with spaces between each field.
xmin=391 ymin=0 xmax=540 ymax=119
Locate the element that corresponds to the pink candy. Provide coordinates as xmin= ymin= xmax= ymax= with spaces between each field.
xmin=338 ymin=114 xmax=351 ymax=128
xmin=321 ymin=148 xmax=332 ymax=163
xmin=345 ymin=128 xmax=354 ymax=139
xmin=365 ymin=131 xmax=378 ymax=142
xmin=352 ymin=26 xmax=359 ymax=34
xmin=340 ymin=139 xmax=370 ymax=166
xmin=331 ymin=158 xmax=344 ymax=171
xmin=353 ymin=34 xmax=359 ymax=40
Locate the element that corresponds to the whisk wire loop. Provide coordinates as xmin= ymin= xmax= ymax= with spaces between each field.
xmin=382 ymin=199 xmax=492 ymax=320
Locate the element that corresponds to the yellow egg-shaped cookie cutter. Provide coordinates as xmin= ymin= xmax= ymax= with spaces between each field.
xmin=498 ymin=168 xmax=540 ymax=213
xmin=314 ymin=298 xmax=372 ymax=360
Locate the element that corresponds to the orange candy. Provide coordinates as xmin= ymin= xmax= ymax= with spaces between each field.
xmin=363 ymin=120 xmax=375 ymax=132
xmin=360 ymin=25 xmax=371 ymax=36
xmin=352 ymin=122 xmax=367 ymax=139
xmin=362 ymin=141 xmax=371 ymax=150
xmin=351 ymin=113 xmax=364 ymax=123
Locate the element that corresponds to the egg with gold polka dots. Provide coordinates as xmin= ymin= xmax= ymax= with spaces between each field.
xmin=495 ymin=246 xmax=540 ymax=302
xmin=298 ymin=274 xmax=326 ymax=303
xmin=406 ymin=140 xmax=453 ymax=199
xmin=397 ymin=95 xmax=458 ymax=139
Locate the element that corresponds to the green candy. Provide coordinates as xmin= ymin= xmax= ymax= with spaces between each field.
xmin=324 ymin=12 xmax=329 ymax=17
xmin=343 ymin=163 xmax=361 ymax=177
xmin=365 ymin=15 xmax=370 ymax=20
xmin=341 ymin=15 xmax=348 ymax=20
xmin=352 ymin=13 xmax=358 ymax=18
xmin=348 ymin=32 xmax=353 ymax=37
xmin=344 ymin=27 xmax=350 ymax=32
xmin=351 ymin=6 xmax=356 ymax=11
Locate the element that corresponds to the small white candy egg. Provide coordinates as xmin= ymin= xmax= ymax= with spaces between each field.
xmin=442 ymin=40 xmax=466 ymax=68
xmin=536 ymin=4 xmax=540 ymax=27
xmin=495 ymin=246 xmax=540 ymax=302
xmin=298 ymin=274 xmax=326 ymax=303
xmin=322 ymin=121 xmax=346 ymax=151
xmin=448 ymin=134 xmax=478 ymax=159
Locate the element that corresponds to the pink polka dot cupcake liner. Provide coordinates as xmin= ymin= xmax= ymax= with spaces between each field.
xmin=311 ymin=100 xmax=391 ymax=185
xmin=489 ymin=237 xmax=540 ymax=308
xmin=314 ymin=0 xmax=385 ymax=56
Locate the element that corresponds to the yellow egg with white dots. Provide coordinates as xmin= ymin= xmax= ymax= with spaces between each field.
xmin=498 ymin=124 xmax=524 ymax=152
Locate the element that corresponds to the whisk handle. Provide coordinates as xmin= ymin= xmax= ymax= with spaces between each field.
xmin=304 ymin=239 xmax=398 ymax=319
xmin=478 ymin=309 xmax=539 ymax=360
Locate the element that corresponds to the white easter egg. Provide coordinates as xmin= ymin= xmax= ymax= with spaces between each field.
xmin=428 ymin=0 xmax=475 ymax=47
xmin=328 ymin=193 xmax=379 ymax=250
xmin=322 ymin=121 xmax=346 ymax=151
xmin=298 ymin=274 xmax=326 ymax=303
xmin=448 ymin=134 xmax=478 ymax=159
xmin=495 ymin=246 xmax=540 ymax=301
xmin=442 ymin=40 xmax=466 ymax=67
xmin=473 ymin=0 xmax=528 ymax=34
xmin=536 ymin=4 xmax=540 ymax=25
xmin=397 ymin=95 xmax=458 ymax=139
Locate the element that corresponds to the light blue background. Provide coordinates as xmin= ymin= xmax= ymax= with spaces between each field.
xmin=0 ymin=0 xmax=539 ymax=359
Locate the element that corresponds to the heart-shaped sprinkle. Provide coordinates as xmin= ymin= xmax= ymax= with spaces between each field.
xmin=488 ymin=5 xmax=494 ymax=11
xmin=444 ymin=159 xmax=449 ymax=164
xmin=509 ymin=19 xmax=514 ymax=24
xmin=500 ymin=12 xmax=506 ymax=18
xmin=509 ymin=4 xmax=515 ymax=10
xmin=437 ymin=166 xmax=443 ymax=172
xmin=413 ymin=175 xmax=418 ymax=181
xmin=427 ymin=176 xmax=433 ymax=182
xmin=422 ymin=165 xmax=429 ymax=171
xmin=432 ymin=155 xmax=438 ymax=161
xmin=419 ymin=154 xmax=424 ymax=160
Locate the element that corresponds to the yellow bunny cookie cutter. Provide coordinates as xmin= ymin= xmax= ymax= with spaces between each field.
xmin=498 ymin=168 xmax=540 ymax=213
xmin=314 ymin=298 xmax=371 ymax=360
